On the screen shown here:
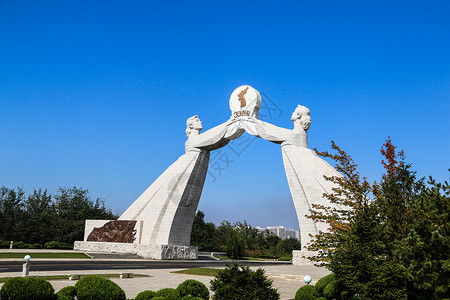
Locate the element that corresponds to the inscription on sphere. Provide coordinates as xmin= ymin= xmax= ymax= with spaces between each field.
xmin=229 ymin=85 xmax=261 ymax=119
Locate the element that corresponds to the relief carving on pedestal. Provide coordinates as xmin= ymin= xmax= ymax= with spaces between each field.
xmin=87 ymin=220 xmax=137 ymax=243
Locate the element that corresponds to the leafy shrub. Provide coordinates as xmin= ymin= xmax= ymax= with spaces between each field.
xmin=295 ymin=285 xmax=319 ymax=300
xmin=30 ymin=243 xmax=42 ymax=249
xmin=181 ymin=296 xmax=204 ymax=300
xmin=134 ymin=290 xmax=156 ymax=300
xmin=155 ymin=288 xmax=178 ymax=299
xmin=315 ymin=274 xmax=335 ymax=295
xmin=44 ymin=241 xmax=59 ymax=249
xmin=317 ymin=297 xmax=327 ymax=300
xmin=0 ymin=277 xmax=56 ymax=300
xmin=210 ymin=262 xmax=279 ymax=300
xmin=75 ymin=275 xmax=125 ymax=300
xmin=44 ymin=241 xmax=73 ymax=250
xmin=176 ymin=279 xmax=209 ymax=299
xmin=56 ymin=286 xmax=76 ymax=300
xmin=323 ymin=281 xmax=339 ymax=299
xmin=151 ymin=298 xmax=165 ymax=300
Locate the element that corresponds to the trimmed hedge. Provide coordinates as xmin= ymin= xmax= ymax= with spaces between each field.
xmin=315 ymin=274 xmax=335 ymax=295
xmin=0 ymin=277 xmax=56 ymax=300
xmin=323 ymin=281 xmax=339 ymax=299
xmin=155 ymin=288 xmax=179 ymax=299
xmin=134 ymin=290 xmax=156 ymax=300
xmin=56 ymin=286 xmax=76 ymax=300
xmin=75 ymin=275 xmax=125 ymax=300
xmin=181 ymin=296 xmax=204 ymax=300
xmin=295 ymin=285 xmax=319 ymax=300
xmin=176 ymin=280 xmax=209 ymax=299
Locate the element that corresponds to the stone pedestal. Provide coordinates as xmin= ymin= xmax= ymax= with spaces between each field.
xmin=74 ymin=241 xmax=198 ymax=260
xmin=292 ymin=250 xmax=317 ymax=265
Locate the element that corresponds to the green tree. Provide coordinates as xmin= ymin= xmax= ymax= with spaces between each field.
xmin=0 ymin=187 xmax=25 ymax=241
xmin=394 ymin=177 xmax=450 ymax=299
xmin=22 ymin=189 xmax=55 ymax=244
xmin=307 ymin=138 xmax=449 ymax=299
xmin=190 ymin=210 xmax=218 ymax=251
xmin=210 ymin=262 xmax=279 ymax=300
xmin=53 ymin=187 xmax=116 ymax=243
xmin=276 ymin=238 xmax=301 ymax=256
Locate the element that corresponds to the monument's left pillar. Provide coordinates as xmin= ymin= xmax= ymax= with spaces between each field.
xmin=74 ymin=150 xmax=209 ymax=259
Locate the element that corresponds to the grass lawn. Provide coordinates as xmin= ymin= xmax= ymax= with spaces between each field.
xmin=0 ymin=274 xmax=149 ymax=282
xmin=172 ymin=267 xmax=221 ymax=277
xmin=0 ymin=253 xmax=90 ymax=259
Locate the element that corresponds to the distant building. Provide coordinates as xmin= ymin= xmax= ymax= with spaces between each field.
xmin=255 ymin=226 xmax=299 ymax=240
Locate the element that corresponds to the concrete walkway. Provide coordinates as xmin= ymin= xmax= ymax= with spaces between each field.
xmin=0 ymin=252 xmax=330 ymax=300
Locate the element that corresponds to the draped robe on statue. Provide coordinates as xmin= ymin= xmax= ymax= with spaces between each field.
xmin=245 ymin=118 xmax=344 ymax=250
xmin=119 ymin=119 xmax=244 ymax=246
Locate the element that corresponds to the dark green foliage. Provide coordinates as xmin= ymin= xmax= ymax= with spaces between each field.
xmin=134 ymin=290 xmax=156 ymax=300
xmin=181 ymin=296 xmax=204 ymax=300
xmin=0 ymin=186 xmax=117 ymax=245
xmin=317 ymin=297 xmax=327 ymax=300
xmin=0 ymin=277 xmax=56 ymax=300
xmin=225 ymin=237 xmax=232 ymax=257
xmin=155 ymin=288 xmax=178 ymax=299
xmin=75 ymin=275 xmax=125 ymax=300
xmin=323 ymin=281 xmax=338 ymax=299
xmin=294 ymin=285 xmax=319 ymax=300
xmin=190 ymin=210 xmax=218 ymax=251
xmin=176 ymin=279 xmax=209 ymax=299
xmin=275 ymin=238 xmax=301 ymax=256
xmin=315 ymin=274 xmax=335 ymax=295
xmin=0 ymin=187 xmax=25 ymax=242
xmin=394 ymin=177 xmax=450 ymax=299
xmin=150 ymin=298 xmax=165 ymax=300
xmin=210 ymin=262 xmax=279 ymax=300
xmin=307 ymin=139 xmax=450 ymax=299
xmin=56 ymin=286 xmax=76 ymax=300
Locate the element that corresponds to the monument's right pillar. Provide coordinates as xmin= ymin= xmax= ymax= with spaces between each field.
xmin=281 ymin=146 xmax=343 ymax=265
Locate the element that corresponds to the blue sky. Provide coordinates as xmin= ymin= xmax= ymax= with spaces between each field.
xmin=1 ymin=0 xmax=449 ymax=230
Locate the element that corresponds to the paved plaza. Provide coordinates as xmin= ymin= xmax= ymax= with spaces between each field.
xmin=0 ymin=253 xmax=330 ymax=300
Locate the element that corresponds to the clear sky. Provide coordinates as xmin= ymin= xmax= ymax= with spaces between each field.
xmin=1 ymin=0 xmax=449 ymax=230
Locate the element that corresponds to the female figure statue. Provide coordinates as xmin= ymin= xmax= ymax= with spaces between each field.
xmin=251 ymin=105 xmax=343 ymax=253
xmin=120 ymin=116 xmax=243 ymax=248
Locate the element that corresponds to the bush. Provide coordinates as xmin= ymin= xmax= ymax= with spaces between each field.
xmin=323 ymin=281 xmax=339 ymax=299
xmin=0 ymin=277 xmax=56 ymax=300
xmin=315 ymin=274 xmax=335 ymax=295
xmin=75 ymin=275 xmax=125 ymax=300
xmin=56 ymin=286 xmax=76 ymax=300
xmin=155 ymin=288 xmax=178 ymax=299
xmin=176 ymin=280 xmax=209 ymax=299
xmin=295 ymin=285 xmax=319 ymax=300
xmin=317 ymin=297 xmax=327 ymax=300
xmin=134 ymin=290 xmax=156 ymax=300
xmin=151 ymin=298 xmax=165 ymax=300
xmin=181 ymin=296 xmax=204 ymax=300
xmin=44 ymin=241 xmax=59 ymax=249
xmin=210 ymin=262 xmax=279 ymax=300
xmin=44 ymin=241 xmax=73 ymax=250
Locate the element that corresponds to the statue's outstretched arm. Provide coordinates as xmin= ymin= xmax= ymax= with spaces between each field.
xmin=187 ymin=119 xmax=245 ymax=151
xmin=251 ymin=118 xmax=291 ymax=144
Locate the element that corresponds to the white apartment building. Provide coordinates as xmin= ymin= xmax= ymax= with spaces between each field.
xmin=256 ymin=226 xmax=299 ymax=240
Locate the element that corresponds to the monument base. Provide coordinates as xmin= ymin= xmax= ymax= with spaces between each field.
xmin=74 ymin=241 xmax=198 ymax=260
xmin=292 ymin=250 xmax=317 ymax=265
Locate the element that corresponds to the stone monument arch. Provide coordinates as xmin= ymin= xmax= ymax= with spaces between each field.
xmin=75 ymin=85 xmax=343 ymax=263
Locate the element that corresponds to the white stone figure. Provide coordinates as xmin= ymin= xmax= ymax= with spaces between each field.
xmin=250 ymin=105 xmax=343 ymax=257
xmin=117 ymin=115 xmax=243 ymax=257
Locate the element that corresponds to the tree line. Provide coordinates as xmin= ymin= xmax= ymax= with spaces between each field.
xmin=190 ymin=211 xmax=301 ymax=258
xmin=0 ymin=186 xmax=117 ymax=246
xmin=307 ymin=138 xmax=449 ymax=299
